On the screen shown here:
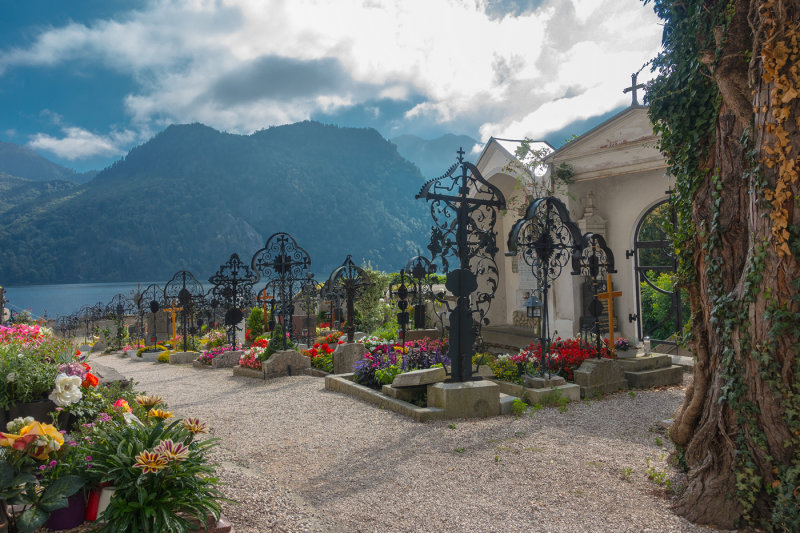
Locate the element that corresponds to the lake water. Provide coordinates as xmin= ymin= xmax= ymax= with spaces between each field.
xmin=3 ymin=282 xmax=163 ymax=318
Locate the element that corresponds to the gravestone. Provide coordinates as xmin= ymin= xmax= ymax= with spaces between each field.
xmin=169 ymin=351 xmax=197 ymax=364
xmin=616 ymin=354 xmax=683 ymax=388
xmin=573 ymin=358 xmax=627 ymax=398
xmin=211 ymin=350 xmax=244 ymax=369
xmin=264 ymin=350 xmax=310 ymax=378
xmin=391 ymin=366 xmax=446 ymax=387
xmin=333 ymin=343 xmax=368 ymax=374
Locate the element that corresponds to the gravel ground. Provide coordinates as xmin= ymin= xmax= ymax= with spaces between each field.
xmin=94 ymin=354 xmax=723 ymax=533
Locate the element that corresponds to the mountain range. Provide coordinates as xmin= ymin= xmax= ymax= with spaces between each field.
xmin=0 ymin=121 xmax=454 ymax=285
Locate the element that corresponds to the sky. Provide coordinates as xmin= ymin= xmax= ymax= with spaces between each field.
xmin=0 ymin=0 xmax=663 ymax=172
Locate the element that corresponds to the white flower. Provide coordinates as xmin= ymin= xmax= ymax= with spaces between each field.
xmin=6 ymin=372 xmax=15 ymax=383
xmin=49 ymin=373 xmax=83 ymax=407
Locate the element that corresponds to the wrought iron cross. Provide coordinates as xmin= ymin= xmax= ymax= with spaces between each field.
xmin=623 ymin=72 xmax=646 ymax=106
xmin=416 ymin=148 xmax=506 ymax=382
xmin=209 ymin=253 xmax=257 ymax=348
xmin=325 ymin=255 xmax=371 ymax=344
xmin=250 ymin=232 xmax=312 ymax=349
xmin=571 ymin=233 xmax=616 ymax=357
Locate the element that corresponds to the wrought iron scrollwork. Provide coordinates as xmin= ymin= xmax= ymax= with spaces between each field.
xmin=209 ymin=253 xmax=257 ymax=348
xmin=416 ymin=148 xmax=506 ymax=382
xmin=325 ymin=255 xmax=371 ymax=344
xmin=250 ymin=232 xmax=312 ymax=349
xmin=163 ymin=270 xmax=205 ymax=352
xmin=571 ymin=233 xmax=616 ymax=357
xmin=507 ymin=196 xmax=584 ymax=376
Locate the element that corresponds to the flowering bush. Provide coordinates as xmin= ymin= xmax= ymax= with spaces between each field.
xmin=356 ymin=335 xmax=394 ymax=351
xmin=197 ymin=345 xmax=234 ymax=366
xmin=501 ymin=337 xmax=611 ymax=382
xmin=303 ymin=342 xmax=335 ymax=373
xmin=204 ymin=328 xmax=226 ymax=348
xmin=239 ymin=351 xmax=262 ymax=370
xmin=316 ymin=331 xmax=343 ymax=344
xmin=353 ymin=340 xmax=450 ymax=389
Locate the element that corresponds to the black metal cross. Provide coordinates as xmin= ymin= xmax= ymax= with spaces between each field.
xmin=623 ymin=72 xmax=646 ymax=106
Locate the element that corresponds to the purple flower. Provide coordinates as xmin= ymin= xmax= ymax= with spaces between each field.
xmin=49 ymin=460 xmax=58 ymax=467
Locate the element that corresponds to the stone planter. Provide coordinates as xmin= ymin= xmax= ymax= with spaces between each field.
xmin=616 ymin=349 xmax=637 ymax=359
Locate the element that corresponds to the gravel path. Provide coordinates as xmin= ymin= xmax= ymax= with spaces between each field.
xmin=94 ymin=354 xmax=721 ymax=533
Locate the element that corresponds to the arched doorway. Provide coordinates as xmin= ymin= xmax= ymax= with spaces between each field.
xmin=632 ymin=200 xmax=689 ymax=349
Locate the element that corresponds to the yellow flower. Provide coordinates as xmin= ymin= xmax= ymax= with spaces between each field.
xmin=0 ymin=421 xmax=64 ymax=460
xmin=181 ymin=417 xmax=208 ymax=435
xmin=147 ymin=409 xmax=173 ymax=420
xmin=136 ymin=395 xmax=163 ymax=408
xmin=133 ymin=450 xmax=168 ymax=474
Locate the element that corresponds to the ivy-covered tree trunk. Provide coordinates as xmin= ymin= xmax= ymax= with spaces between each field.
xmin=646 ymin=0 xmax=800 ymax=529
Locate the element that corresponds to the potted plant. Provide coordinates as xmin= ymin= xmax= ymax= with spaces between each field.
xmin=0 ymin=417 xmax=85 ymax=533
xmin=614 ymin=337 xmax=636 ymax=358
xmin=83 ymin=414 xmax=228 ymax=532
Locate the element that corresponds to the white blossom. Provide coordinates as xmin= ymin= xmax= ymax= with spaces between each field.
xmin=49 ymin=373 xmax=83 ymax=407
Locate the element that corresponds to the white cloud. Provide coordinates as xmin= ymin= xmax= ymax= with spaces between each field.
xmin=28 ymin=126 xmax=139 ymax=160
xmin=3 ymin=0 xmax=662 ymax=153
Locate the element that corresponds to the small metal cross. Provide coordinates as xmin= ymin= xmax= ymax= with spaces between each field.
xmin=623 ymin=72 xmax=646 ymax=106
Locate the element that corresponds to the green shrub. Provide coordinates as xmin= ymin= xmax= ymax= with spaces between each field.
xmin=310 ymin=351 xmax=333 ymax=373
xmin=511 ymin=398 xmax=527 ymax=416
xmin=264 ymin=323 xmax=295 ymax=359
xmin=246 ymin=308 xmax=265 ymax=340
xmin=137 ymin=345 xmax=166 ymax=357
xmin=375 ymin=364 xmax=402 ymax=386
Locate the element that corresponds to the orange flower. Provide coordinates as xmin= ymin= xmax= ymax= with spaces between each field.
xmin=0 ymin=421 xmax=64 ymax=460
xmin=82 ymin=373 xmax=99 ymax=388
xmin=113 ymin=399 xmax=132 ymax=412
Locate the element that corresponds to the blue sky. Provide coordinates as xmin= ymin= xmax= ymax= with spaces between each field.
xmin=0 ymin=0 xmax=662 ymax=172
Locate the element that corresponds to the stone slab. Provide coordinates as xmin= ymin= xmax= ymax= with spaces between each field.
xmin=137 ymin=352 xmax=161 ymax=363
xmin=264 ymin=350 xmax=310 ymax=378
xmin=232 ymin=366 xmax=264 ymax=379
xmin=391 ymin=366 xmax=446 ymax=387
xmin=427 ymin=381 xmax=500 ymax=419
xmin=91 ymin=339 xmax=107 ymax=352
xmin=333 ymin=343 xmax=368 ymax=374
xmin=615 ymin=349 xmax=639 ymax=359
xmin=325 ymin=374 xmax=445 ymax=422
xmin=303 ymin=367 xmax=329 ymax=378
xmin=624 ymin=365 xmax=684 ymax=388
xmin=87 ymin=362 xmax=130 ymax=388
xmin=671 ymin=354 xmax=695 ymax=372
xmin=211 ymin=350 xmax=244 ymax=369
xmin=169 ymin=351 xmax=199 ymax=364
xmin=382 ymin=384 xmax=426 ymax=402
xmin=615 ymin=354 xmax=672 ymax=372
xmin=486 ymin=378 xmax=581 ymax=404
xmin=404 ymin=329 xmax=440 ymax=342
xmin=193 ymin=360 xmax=213 ymax=369
xmin=523 ymin=375 xmax=566 ymax=388
xmin=573 ymin=358 xmax=628 ymax=398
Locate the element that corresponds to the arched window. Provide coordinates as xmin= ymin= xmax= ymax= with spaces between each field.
xmin=632 ymin=200 xmax=689 ymax=348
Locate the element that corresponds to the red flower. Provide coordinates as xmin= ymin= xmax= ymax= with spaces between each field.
xmin=82 ymin=373 xmax=99 ymax=388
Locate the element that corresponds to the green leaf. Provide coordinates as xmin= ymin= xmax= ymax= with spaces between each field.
xmin=38 ymin=475 xmax=84 ymax=512
xmin=0 ymin=461 xmax=14 ymax=488
xmin=17 ymin=505 xmax=49 ymax=533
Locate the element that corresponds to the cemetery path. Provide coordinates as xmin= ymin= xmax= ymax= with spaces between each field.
xmin=96 ymin=354 xmax=726 ymax=533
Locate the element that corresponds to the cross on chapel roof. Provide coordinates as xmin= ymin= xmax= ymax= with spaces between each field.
xmin=623 ymin=72 xmax=646 ymax=106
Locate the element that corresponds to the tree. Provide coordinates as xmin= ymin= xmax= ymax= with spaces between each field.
xmin=646 ymin=0 xmax=799 ymax=529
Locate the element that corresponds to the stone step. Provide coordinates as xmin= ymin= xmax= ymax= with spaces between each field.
xmin=624 ymin=365 xmax=683 ymax=389
xmin=616 ymin=354 xmax=672 ymax=373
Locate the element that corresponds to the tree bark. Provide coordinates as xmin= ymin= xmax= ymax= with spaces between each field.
xmin=666 ymin=0 xmax=800 ymax=528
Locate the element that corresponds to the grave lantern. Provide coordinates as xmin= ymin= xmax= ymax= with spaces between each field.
xmin=524 ymin=293 xmax=543 ymax=319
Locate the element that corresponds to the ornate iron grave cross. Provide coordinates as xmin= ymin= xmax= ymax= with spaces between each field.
xmin=571 ymin=233 xmax=617 ymax=357
xmin=139 ymin=283 xmax=162 ymax=345
xmin=405 ymin=254 xmax=438 ymax=330
xmin=209 ymin=253 xmax=257 ymax=349
xmin=326 ymin=255 xmax=371 ymax=344
xmin=390 ymin=269 xmax=410 ymax=349
xmin=298 ymin=273 xmax=317 ymax=347
xmin=250 ymin=232 xmax=312 ymax=350
xmin=507 ymin=196 xmax=584 ymax=377
xmin=106 ymin=293 xmax=133 ymax=350
xmin=163 ymin=270 xmax=205 ymax=352
xmin=416 ymin=148 xmax=506 ymax=382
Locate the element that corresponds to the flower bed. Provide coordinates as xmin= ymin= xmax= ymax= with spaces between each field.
xmin=302 ymin=343 xmax=335 ymax=373
xmin=485 ymin=336 xmax=611 ymax=384
xmin=352 ymin=338 xmax=449 ymax=390
xmin=197 ymin=345 xmax=235 ymax=366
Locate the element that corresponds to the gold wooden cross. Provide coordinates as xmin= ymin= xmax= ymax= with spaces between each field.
xmin=596 ymin=273 xmax=622 ymax=349
xmin=256 ymin=289 xmax=272 ymax=327
xmin=162 ymin=303 xmax=182 ymax=341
